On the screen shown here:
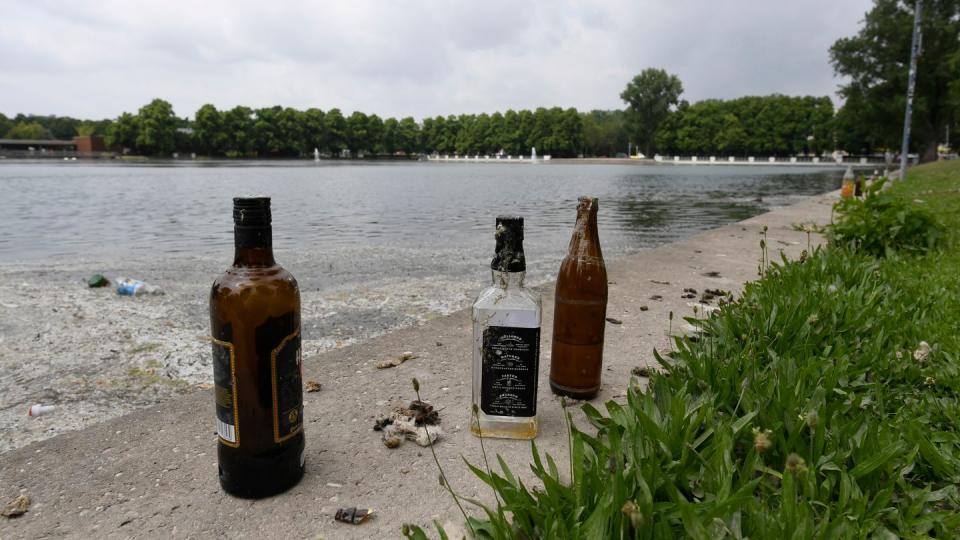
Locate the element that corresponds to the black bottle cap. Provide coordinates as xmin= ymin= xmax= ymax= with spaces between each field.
xmin=233 ymin=197 xmax=271 ymax=227
xmin=491 ymin=216 xmax=526 ymax=272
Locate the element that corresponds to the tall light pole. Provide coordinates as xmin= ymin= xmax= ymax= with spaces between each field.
xmin=899 ymin=0 xmax=923 ymax=181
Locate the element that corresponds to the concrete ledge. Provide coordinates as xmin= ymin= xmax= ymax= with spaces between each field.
xmin=0 ymin=194 xmax=836 ymax=539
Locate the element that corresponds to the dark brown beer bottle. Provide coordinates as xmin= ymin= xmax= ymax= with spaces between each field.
xmin=549 ymin=197 xmax=608 ymax=399
xmin=210 ymin=197 xmax=305 ymax=498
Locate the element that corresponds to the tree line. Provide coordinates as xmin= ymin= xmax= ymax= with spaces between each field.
xmin=0 ymin=98 xmax=834 ymax=159
xmin=655 ymin=96 xmax=835 ymax=156
xmin=3 ymin=0 xmax=956 ymax=160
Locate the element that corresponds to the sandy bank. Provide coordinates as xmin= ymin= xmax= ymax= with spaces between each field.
xmin=0 ymin=191 xmax=835 ymax=538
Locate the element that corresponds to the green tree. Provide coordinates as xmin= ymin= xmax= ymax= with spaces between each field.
xmin=325 ymin=108 xmax=347 ymax=154
xmin=276 ymin=107 xmax=304 ymax=156
xmin=194 ymin=104 xmax=225 ymax=156
xmin=45 ymin=116 xmax=81 ymax=140
xmin=253 ymin=105 xmax=283 ymax=157
xmin=302 ymin=108 xmax=327 ymax=155
xmin=654 ymin=95 xmax=834 ymax=156
xmin=620 ymin=68 xmax=684 ymax=156
xmin=106 ymin=112 xmax=139 ymax=151
xmin=830 ymin=0 xmax=960 ymax=159
xmin=222 ymin=106 xmax=253 ymax=157
xmin=0 ymin=113 xmax=11 ymax=138
xmin=499 ymin=110 xmax=521 ymax=155
xmin=581 ymin=110 xmax=628 ymax=156
xmin=5 ymin=121 xmax=50 ymax=139
xmin=136 ymin=99 xmax=177 ymax=155
xmin=346 ymin=111 xmax=369 ymax=154
xmin=397 ymin=117 xmax=420 ymax=154
xmin=367 ymin=113 xmax=385 ymax=154
xmin=75 ymin=122 xmax=98 ymax=137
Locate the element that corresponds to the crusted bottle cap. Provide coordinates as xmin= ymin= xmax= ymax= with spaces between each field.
xmin=491 ymin=216 xmax=525 ymax=272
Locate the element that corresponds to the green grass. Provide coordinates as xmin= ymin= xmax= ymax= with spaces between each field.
xmin=403 ymin=160 xmax=960 ymax=539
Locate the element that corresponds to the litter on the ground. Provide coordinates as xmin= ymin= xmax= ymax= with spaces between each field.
xmin=335 ymin=507 xmax=374 ymax=525
xmin=27 ymin=404 xmax=55 ymax=418
xmin=687 ymin=302 xmax=720 ymax=315
xmin=305 ymin=380 xmax=322 ymax=392
xmin=375 ymin=351 xmax=417 ymax=369
xmin=87 ymin=274 xmax=110 ymax=288
xmin=1 ymin=494 xmax=30 ymax=518
xmin=632 ymin=366 xmax=652 ymax=378
xmin=605 ymin=317 xmax=623 ymax=325
xmin=374 ymin=399 xmax=443 ymax=448
xmin=115 ymin=278 xmax=164 ymax=296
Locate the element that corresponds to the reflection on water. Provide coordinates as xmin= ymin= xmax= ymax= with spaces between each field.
xmin=0 ymin=161 xmax=841 ymax=263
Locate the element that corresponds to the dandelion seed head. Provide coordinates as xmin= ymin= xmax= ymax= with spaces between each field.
xmin=752 ymin=427 xmax=773 ymax=453
xmin=785 ymin=453 xmax=807 ymax=474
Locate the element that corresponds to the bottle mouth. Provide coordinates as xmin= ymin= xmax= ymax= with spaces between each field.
xmin=577 ymin=196 xmax=599 ymax=212
xmin=233 ymin=197 xmax=271 ymax=227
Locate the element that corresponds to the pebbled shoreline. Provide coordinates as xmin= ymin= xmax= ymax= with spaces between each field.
xmin=0 ymin=251 xmax=480 ymax=453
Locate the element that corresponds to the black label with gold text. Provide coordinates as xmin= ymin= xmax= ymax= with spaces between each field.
xmin=255 ymin=313 xmax=303 ymax=444
xmin=271 ymin=329 xmax=303 ymax=442
xmin=481 ymin=325 xmax=540 ymax=417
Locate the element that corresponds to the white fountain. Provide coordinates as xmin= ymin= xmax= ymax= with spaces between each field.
xmin=531 ymin=147 xmax=537 ymax=163
xmin=314 ymin=148 xmax=320 ymax=162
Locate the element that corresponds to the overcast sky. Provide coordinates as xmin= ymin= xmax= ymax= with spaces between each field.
xmin=0 ymin=0 xmax=874 ymax=121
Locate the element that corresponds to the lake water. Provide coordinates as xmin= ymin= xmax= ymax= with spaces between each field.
xmin=0 ymin=161 xmax=841 ymax=271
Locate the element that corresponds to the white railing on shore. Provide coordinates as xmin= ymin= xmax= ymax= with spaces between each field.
xmin=653 ymin=154 xmax=888 ymax=167
xmin=425 ymin=154 xmax=552 ymax=162
xmin=421 ymin=153 xmax=890 ymax=167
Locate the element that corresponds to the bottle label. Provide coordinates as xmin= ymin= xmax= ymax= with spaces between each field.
xmin=212 ymin=324 xmax=239 ymax=447
xmin=481 ymin=326 xmax=540 ymax=417
xmin=270 ymin=329 xmax=303 ymax=443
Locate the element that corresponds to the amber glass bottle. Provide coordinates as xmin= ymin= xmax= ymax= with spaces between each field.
xmin=210 ymin=197 xmax=305 ymax=498
xmin=549 ymin=197 xmax=608 ymax=399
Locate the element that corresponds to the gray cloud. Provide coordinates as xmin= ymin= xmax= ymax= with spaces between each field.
xmin=0 ymin=0 xmax=873 ymax=120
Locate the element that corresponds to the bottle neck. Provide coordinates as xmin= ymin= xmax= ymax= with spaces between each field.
xmin=492 ymin=269 xmax=525 ymax=289
xmin=569 ymin=205 xmax=602 ymax=259
xmin=233 ymin=225 xmax=275 ymax=267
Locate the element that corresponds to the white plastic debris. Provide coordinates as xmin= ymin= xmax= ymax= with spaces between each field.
xmin=27 ymin=404 xmax=55 ymax=418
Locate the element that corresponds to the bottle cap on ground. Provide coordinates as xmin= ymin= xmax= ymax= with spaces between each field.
xmin=492 ymin=216 xmax=525 ymax=272
xmin=233 ymin=197 xmax=271 ymax=227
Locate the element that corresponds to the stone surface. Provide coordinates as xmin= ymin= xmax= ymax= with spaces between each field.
xmin=0 ymin=193 xmax=835 ymax=539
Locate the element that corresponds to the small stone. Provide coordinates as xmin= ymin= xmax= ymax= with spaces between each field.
xmin=1 ymin=494 xmax=30 ymax=518
xmin=384 ymin=436 xmax=401 ymax=449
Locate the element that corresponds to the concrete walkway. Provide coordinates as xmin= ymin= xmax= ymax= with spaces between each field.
xmin=0 ymin=193 xmax=836 ymax=539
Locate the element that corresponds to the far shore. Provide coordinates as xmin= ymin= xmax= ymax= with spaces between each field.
xmin=1 ymin=154 xmax=886 ymax=170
